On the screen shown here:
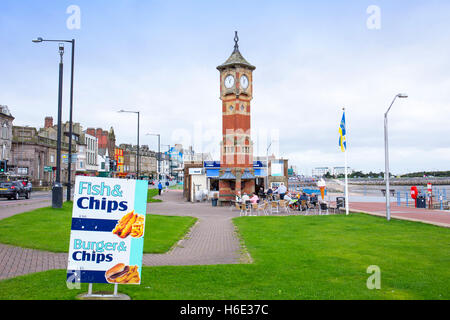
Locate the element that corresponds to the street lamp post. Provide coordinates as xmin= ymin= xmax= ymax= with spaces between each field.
xmin=146 ymin=133 xmax=161 ymax=180
xmin=118 ymin=110 xmax=140 ymax=179
xmin=48 ymin=43 xmax=64 ymax=208
xmin=265 ymin=140 xmax=274 ymax=191
xmin=384 ymin=93 xmax=408 ymax=221
xmin=33 ymin=37 xmax=76 ymax=201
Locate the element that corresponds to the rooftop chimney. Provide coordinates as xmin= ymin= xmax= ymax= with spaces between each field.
xmin=44 ymin=116 xmax=53 ymax=128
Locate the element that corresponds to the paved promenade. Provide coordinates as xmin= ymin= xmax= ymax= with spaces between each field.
xmin=143 ymin=190 xmax=246 ymax=266
xmin=0 ymin=189 xmax=245 ymax=281
xmin=349 ymin=202 xmax=450 ymax=228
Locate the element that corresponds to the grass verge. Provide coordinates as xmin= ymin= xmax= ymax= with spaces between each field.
xmin=0 ymin=213 xmax=448 ymax=300
xmin=0 ymin=202 xmax=196 ymax=254
xmin=147 ymin=188 xmax=162 ymax=203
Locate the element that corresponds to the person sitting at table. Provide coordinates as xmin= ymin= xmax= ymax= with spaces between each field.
xmin=258 ymin=188 xmax=265 ymax=199
xmin=242 ymin=193 xmax=250 ymax=205
xmin=298 ymin=192 xmax=309 ymax=211
xmin=250 ymin=193 xmax=259 ymax=204
xmin=235 ymin=191 xmax=242 ymax=203
xmin=310 ymin=193 xmax=318 ymax=207
xmin=284 ymin=193 xmax=295 ymax=205
xmin=266 ymin=187 xmax=273 ymax=201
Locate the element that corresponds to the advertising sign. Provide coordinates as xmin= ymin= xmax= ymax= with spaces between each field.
xmin=62 ymin=154 xmax=78 ymax=164
xmin=189 ymin=168 xmax=203 ymax=175
xmin=67 ymin=176 xmax=148 ymax=285
xmin=271 ymin=160 xmax=284 ymax=177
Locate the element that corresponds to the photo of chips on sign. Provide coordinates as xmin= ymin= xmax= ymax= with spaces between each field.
xmin=66 ymin=176 xmax=148 ymax=285
xmin=112 ymin=211 xmax=145 ymax=238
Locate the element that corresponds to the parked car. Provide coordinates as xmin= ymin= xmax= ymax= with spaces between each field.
xmin=0 ymin=181 xmax=30 ymax=200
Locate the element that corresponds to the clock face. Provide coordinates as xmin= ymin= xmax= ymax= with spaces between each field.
xmin=224 ymin=75 xmax=235 ymax=88
xmin=240 ymin=75 xmax=249 ymax=89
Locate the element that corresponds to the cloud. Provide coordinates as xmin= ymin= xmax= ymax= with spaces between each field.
xmin=1 ymin=1 xmax=449 ymax=175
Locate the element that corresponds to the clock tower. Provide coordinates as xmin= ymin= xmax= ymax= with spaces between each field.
xmin=217 ymin=32 xmax=256 ymax=201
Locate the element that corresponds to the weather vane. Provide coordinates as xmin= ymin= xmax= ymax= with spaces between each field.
xmin=234 ymin=31 xmax=239 ymax=52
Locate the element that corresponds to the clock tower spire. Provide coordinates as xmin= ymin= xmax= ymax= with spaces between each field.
xmin=217 ymin=31 xmax=256 ymax=201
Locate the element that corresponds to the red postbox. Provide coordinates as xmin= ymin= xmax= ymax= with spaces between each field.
xmin=411 ymin=186 xmax=418 ymax=207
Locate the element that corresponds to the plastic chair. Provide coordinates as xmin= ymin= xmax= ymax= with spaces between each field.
xmin=279 ymin=200 xmax=291 ymax=214
xmin=251 ymin=203 xmax=260 ymax=216
xmin=300 ymin=200 xmax=308 ymax=214
xmin=271 ymin=201 xmax=279 ymax=214
xmin=240 ymin=203 xmax=248 ymax=216
xmin=319 ymin=202 xmax=329 ymax=215
xmin=262 ymin=201 xmax=270 ymax=215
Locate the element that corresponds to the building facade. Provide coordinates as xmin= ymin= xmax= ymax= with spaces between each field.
xmin=0 ymin=105 xmax=14 ymax=165
xmin=76 ymin=132 xmax=98 ymax=175
xmin=10 ymin=125 xmax=74 ymax=186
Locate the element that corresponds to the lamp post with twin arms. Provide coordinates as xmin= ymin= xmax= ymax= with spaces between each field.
xmin=384 ymin=93 xmax=408 ymax=221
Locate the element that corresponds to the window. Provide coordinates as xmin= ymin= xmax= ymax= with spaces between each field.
xmin=2 ymin=123 xmax=7 ymax=139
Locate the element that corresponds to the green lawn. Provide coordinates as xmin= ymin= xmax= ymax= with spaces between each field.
xmin=0 ymin=202 xmax=196 ymax=254
xmin=0 ymin=213 xmax=449 ymax=300
xmin=147 ymin=188 xmax=162 ymax=203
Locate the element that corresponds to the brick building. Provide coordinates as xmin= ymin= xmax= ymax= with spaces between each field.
xmin=86 ymin=127 xmax=115 ymax=157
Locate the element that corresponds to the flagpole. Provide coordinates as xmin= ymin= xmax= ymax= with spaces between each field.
xmin=343 ymin=107 xmax=349 ymax=216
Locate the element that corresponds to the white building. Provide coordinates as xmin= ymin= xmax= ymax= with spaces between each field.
xmin=97 ymin=148 xmax=110 ymax=175
xmin=312 ymin=167 xmax=331 ymax=177
xmin=332 ymin=166 xmax=353 ymax=176
xmin=76 ymin=132 xmax=98 ymax=173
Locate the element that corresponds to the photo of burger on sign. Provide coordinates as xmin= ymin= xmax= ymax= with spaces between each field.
xmin=66 ymin=176 xmax=148 ymax=285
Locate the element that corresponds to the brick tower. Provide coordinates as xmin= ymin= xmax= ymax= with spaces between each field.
xmin=217 ymin=32 xmax=256 ymax=201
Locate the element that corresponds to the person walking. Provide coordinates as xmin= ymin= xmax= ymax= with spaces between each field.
xmin=165 ymin=180 xmax=170 ymax=192
xmin=158 ymin=181 xmax=163 ymax=195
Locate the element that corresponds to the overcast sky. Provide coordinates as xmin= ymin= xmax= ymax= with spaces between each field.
xmin=1 ymin=0 xmax=449 ymax=175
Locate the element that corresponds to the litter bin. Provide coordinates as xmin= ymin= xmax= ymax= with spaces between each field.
xmin=211 ymin=198 xmax=218 ymax=207
xmin=416 ymin=195 xmax=426 ymax=208
xmin=336 ymin=197 xmax=345 ymax=209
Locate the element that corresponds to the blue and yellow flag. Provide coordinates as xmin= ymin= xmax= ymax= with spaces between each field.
xmin=339 ymin=112 xmax=346 ymax=152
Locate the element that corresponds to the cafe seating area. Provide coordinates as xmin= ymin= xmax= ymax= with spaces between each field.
xmin=231 ymin=193 xmax=340 ymax=217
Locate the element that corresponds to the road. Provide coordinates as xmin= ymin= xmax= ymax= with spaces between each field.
xmin=0 ymin=191 xmax=52 ymax=220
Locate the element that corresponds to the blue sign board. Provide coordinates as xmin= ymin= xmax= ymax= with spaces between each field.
xmin=203 ymin=161 xmax=266 ymax=168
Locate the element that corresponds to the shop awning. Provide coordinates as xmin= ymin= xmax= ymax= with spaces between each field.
xmin=219 ymin=168 xmax=236 ymax=180
xmin=207 ymin=169 xmax=220 ymax=178
xmin=241 ymin=169 xmax=256 ymax=180
xmin=254 ymin=168 xmax=266 ymax=177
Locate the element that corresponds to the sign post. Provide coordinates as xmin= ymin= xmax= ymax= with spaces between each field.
xmin=67 ymin=176 xmax=148 ymax=299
